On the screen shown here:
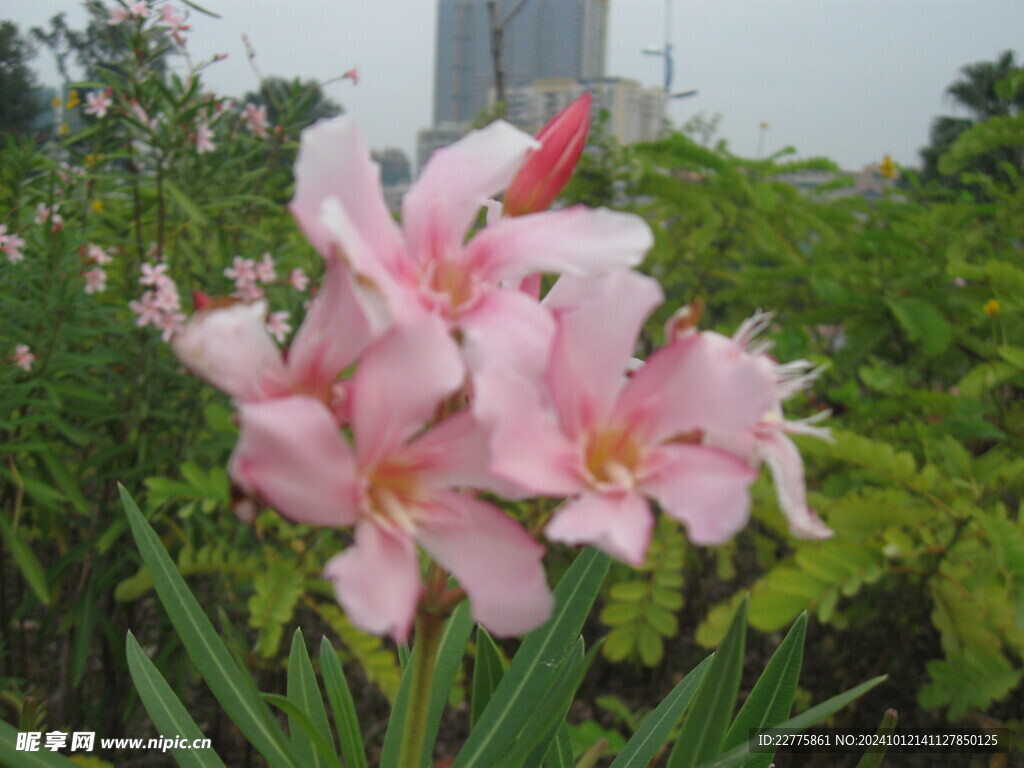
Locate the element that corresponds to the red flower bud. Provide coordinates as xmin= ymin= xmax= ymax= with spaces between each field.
xmin=504 ymin=92 xmax=590 ymax=217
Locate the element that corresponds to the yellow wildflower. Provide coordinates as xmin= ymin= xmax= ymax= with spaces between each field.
xmin=52 ymin=96 xmax=63 ymax=108
xmin=983 ymin=299 xmax=1000 ymax=316
xmin=91 ymin=199 xmax=104 ymax=213
xmin=880 ymin=154 xmax=897 ymax=179
xmin=67 ymin=90 xmax=81 ymax=109
xmin=60 ymin=123 xmax=69 ymax=137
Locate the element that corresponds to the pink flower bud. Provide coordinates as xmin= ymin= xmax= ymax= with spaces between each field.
xmin=504 ymin=92 xmax=590 ymax=217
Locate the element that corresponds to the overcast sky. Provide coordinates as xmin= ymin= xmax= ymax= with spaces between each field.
xmin=6 ymin=0 xmax=1022 ymax=170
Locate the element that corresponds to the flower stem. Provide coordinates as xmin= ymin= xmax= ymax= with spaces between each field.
xmin=396 ymin=611 xmax=444 ymax=768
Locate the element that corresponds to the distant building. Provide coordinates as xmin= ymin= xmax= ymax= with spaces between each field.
xmin=504 ymin=77 xmax=663 ymax=144
xmin=433 ymin=0 xmax=609 ymax=126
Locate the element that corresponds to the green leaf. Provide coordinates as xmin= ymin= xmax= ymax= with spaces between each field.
xmin=609 ymin=655 xmax=712 ymax=768
xmin=119 ymin=485 xmax=301 ymax=768
xmin=264 ymin=695 xmax=343 ymax=768
xmin=885 ymin=297 xmax=952 ymax=356
xmin=542 ymin=723 xmax=574 ymax=768
xmin=249 ymin=561 xmax=305 ymax=657
xmin=667 ymin=596 xmax=748 ymax=768
xmin=692 ymin=676 xmax=887 ymax=768
xmin=320 ymin=637 xmax=367 ymax=768
xmin=421 ymin=602 xmax=474 ymax=767
xmin=722 ymin=614 xmax=807 ymax=768
xmin=287 ymin=630 xmax=335 ymax=768
xmin=854 ymin=709 xmax=898 ymax=768
xmin=452 ymin=548 xmax=610 ymax=768
xmin=126 ymin=632 xmax=229 ymax=768
xmin=0 ymin=719 xmax=80 ymax=768
xmin=0 ymin=513 xmax=50 ymax=606
xmin=36 ymin=446 xmax=89 ymax=514
xmin=471 ymin=626 xmax=507 ymax=729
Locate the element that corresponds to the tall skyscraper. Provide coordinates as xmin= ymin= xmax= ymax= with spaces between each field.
xmin=432 ymin=0 xmax=609 ymax=127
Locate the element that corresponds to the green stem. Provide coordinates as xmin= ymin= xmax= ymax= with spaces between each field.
xmin=396 ymin=611 xmax=444 ymax=768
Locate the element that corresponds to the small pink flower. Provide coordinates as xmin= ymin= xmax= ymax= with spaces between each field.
xmin=504 ymin=92 xmax=591 ymax=217
xmin=255 ymin=252 xmax=276 ymax=283
xmin=126 ymin=1 xmax=150 ymax=17
xmin=84 ymin=267 xmax=108 ymax=294
xmin=160 ymin=4 xmax=190 ymax=44
xmin=233 ymin=279 xmax=265 ymax=301
xmin=129 ymin=292 xmax=163 ymax=327
xmin=241 ymin=103 xmax=269 ymax=137
xmin=107 ymin=5 xmax=130 ymax=24
xmin=287 ymin=268 xmax=309 ymax=292
xmin=194 ymin=122 xmax=215 ymax=153
xmin=87 ymin=243 xmax=113 ymax=265
xmin=129 ymin=100 xmax=155 ymax=129
xmin=12 ymin=345 xmax=36 ymax=371
xmin=343 ymin=67 xmax=359 ymax=86
xmin=84 ymin=89 xmax=112 ymax=118
xmin=265 ymin=311 xmax=292 ymax=343
xmin=140 ymin=262 xmax=169 ymax=286
xmin=35 ymin=204 xmax=63 ymax=229
xmin=0 ymin=225 xmax=25 ymax=263
xmin=224 ymin=256 xmax=256 ymax=283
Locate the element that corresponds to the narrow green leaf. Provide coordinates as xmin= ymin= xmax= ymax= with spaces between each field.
xmin=452 ymin=548 xmax=610 ymax=768
xmin=494 ymin=638 xmax=589 ymax=768
xmin=721 ymin=613 xmax=807 ymax=768
xmin=0 ymin=719 xmax=80 ymax=768
xmin=667 ymin=596 xmax=748 ymax=768
xmin=119 ymin=484 xmax=301 ymax=768
xmin=542 ymin=723 xmax=574 ymax=768
xmin=471 ymin=626 xmax=507 ymax=729
xmin=421 ymin=602 xmax=473 ymax=767
xmin=36 ymin=446 xmax=89 ymax=514
xmin=609 ymin=655 xmax=713 ymax=768
xmin=0 ymin=513 xmax=50 ymax=606
xmin=164 ymin=178 xmax=210 ymax=224
xmin=320 ymin=637 xmax=368 ymax=768
xmin=126 ymin=632 xmax=229 ymax=768
xmin=287 ymin=629 xmax=334 ymax=768
xmin=264 ymin=695 xmax=343 ymax=768
xmin=692 ymin=676 xmax=887 ymax=768
xmin=854 ymin=709 xmax=898 ymax=768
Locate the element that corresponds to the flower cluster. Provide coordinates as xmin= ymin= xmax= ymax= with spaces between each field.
xmin=129 ymin=262 xmax=185 ymax=340
xmin=172 ymin=101 xmax=830 ymax=642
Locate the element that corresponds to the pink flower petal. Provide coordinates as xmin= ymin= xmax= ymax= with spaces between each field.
xmin=546 ymin=271 xmax=663 ymax=440
xmin=171 ymin=301 xmax=291 ymax=402
xmin=459 ymin=288 xmax=555 ymax=378
xmin=288 ymin=262 xmax=388 ymax=396
xmin=352 ymin=312 xmax=464 ymax=468
xmin=473 ymin=369 xmax=582 ymax=497
xmin=402 ymin=120 xmax=536 ymax=265
xmin=616 ymin=331 xmax=777 ymax=445
xmin=466 ymin=207 xmax=653 ymax=283
xmin=290 ymin=116 xmax=403 ymax=264
xmin=756 ymin=429 xmax=833 ymax=539
xmin=417 ymin=491 xmax=552 ymax=637
xmin=546 ymin=491 xmax=653 ymax=566
xmin=324 ymin=521 xmax=421 ymax=642
xmin=233 ymin=396 xmax=359 ymax=527
xmin=396 ymin=410 xmax=510 ymax=493
xmin=641 ymin=443 xmax=757 ymax=545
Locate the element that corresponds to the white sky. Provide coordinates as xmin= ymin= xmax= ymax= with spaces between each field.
xmin=6 ymin=0 xmax=1022 ymax=170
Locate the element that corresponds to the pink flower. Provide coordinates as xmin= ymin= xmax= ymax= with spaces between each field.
xmin=87 ymin=243 xmax=113 ymax=265
xmin=476 ymin=271 xmax=782 ymax=565
xmin=140 ymin=262 xmax=169 ymax=286
xmin=241 ymin=103 xmax=269 ymax=137
xmin=0 ymin=225 xmax=25 ymax=263
xmin=172 ymin=261 xmax=385 ymax=409
xmin=160 ymin=4 xmax=190 ymax=44
xmin=224 ymin=256 xmax=256 ymax=283
xmin=12 ymin=344 xmax=36 ymax=372
xmin=291 ymin=116 xmax=651 ymax=377
xmin=35 ymin=204 xmax=63 ymax=229
xmin=255 ymin=252 xmax=276 ymax=283
xmin=265 ymin=311 xmax=292 ymax=343
xmin=128 ymin=100 xmax=155 ymax=129
xmin=504 ymin=92 xmax=590 ymax=217
xmin=129 ymin=292 xmax=163 ymax=328
xmin=287 ymin=267 xmax=309 ymax=292
xmin=126 ymin=1 xmax=150 ymax=17
xmin=84 ymin=267 xmax=107 ymax=294
xmin=342 ymin=68 xmax=359 ymax=86
xmin=230 ymin=314 xmax=552 ymax=641
xmin=194 ymin=122 xmax=215 ymax=153
xmin=84 ymin=89 xmax=113 ymax=118
xmin=107 ymin=5 xmax=130 ymax=24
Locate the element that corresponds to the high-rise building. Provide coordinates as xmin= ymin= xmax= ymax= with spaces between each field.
xmin=432 ymin=0 xmax=609 ymax=127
